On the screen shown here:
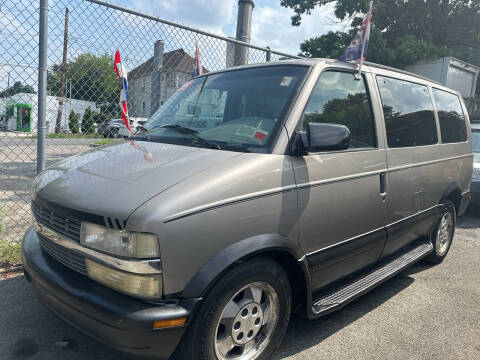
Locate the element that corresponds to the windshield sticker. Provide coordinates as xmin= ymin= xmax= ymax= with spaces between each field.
xmin=280 ymin=76 xmax=293 ymax=87
xmin=176 ymin=80 xmax=194 ymax=93
xmin=254 ymin=131 xmax=268 ymax=141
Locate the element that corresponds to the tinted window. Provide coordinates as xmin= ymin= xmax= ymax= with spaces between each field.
xmin=302 ymin=71 xmax=376 ymax=149
xmin=472 ymin=130 xmax=480 ymax=153
xmin=377 ymin=76 xmax=437 ymax=147
xmin=432 ymin=89 xmax=467 ymax=143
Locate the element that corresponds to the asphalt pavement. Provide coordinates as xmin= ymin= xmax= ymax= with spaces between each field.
xmin=1 ymin=211 xmax=479 ymax=360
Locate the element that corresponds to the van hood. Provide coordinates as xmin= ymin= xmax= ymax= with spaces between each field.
xmin=32 ymin=140 xmax=242 ymax=220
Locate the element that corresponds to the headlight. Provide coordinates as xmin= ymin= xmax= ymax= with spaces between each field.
xmin=85 ymin=258 xmax=162 ymax=299
xmin=473 ymin=166 xmax=480 ymax=179
xmin=80 ymin=222 xmax=160 ymax=258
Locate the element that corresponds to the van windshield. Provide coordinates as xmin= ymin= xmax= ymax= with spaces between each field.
xmin=137 ymin=65 xmax=308 ymax=152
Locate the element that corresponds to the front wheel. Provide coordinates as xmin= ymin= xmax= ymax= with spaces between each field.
xmin=426 ymin=200 xmax=456 ymax=264
xmin=174 ymin=258 xmax=291 ymax=360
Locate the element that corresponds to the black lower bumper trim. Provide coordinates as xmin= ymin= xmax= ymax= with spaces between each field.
xmin=22 ymin=226 xmax=201 ymax=359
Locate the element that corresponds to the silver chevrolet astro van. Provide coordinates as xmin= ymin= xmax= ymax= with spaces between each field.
xmin=22 ymin=58 xmax=472 ymax=360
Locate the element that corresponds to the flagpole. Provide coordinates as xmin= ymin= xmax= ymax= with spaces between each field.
xmin=357 ymin=0 xmax=373 ymax=79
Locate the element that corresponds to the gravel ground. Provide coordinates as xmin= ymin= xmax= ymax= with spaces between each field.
xmin=0 ymin=211 xmax=479 ymax=360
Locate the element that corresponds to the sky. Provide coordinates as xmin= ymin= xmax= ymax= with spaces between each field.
xmin=0 ymin=0 xmax=345 ymax=93
xmin=117 ymin=0 xmax=343 ymax=55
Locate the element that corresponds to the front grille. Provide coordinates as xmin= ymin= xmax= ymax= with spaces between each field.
xmin=38 ymin=234 xmax=87 ymax=275
xmin=32 ymin=201 xmax=81 ymax=243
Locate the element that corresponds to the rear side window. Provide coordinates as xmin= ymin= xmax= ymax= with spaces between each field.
xmin=432 ymin=89 xmax=467 ymax=143
xmin=377 ymin=76 xmax=437 ymax=148
xmin=302 ymin=71 xmax=376 ymax=149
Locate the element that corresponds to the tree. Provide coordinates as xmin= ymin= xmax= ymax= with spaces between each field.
xmin=47 ymin=53 xmax=120 ymax=115
xmin=81 ymin=107 xmax=95 ymax=134
xmin=283 ymin=0 xmax=480 ymax=86
xmin=93 ymin=111 xmax=108 ymax=124
xmin=0 ymin=81 xmax=35 ymax=98
xmin=68 ymin=110 xmax=79 ymax=134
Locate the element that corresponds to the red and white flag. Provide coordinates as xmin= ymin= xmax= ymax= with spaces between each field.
xmin=192 ymin=43 xmax=203 ymax=78
xmin=114 ymin=50 xmax=130 ymax=132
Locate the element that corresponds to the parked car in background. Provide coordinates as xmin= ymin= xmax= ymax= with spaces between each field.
xmin=470 ymin=123 xmax=480 ymax=207
xmin=97 ymin=118 xmax=124 ymax=138
xmin=117 ymin=117 xmax=148 ymax=138
xmin=23 ymin=59 xmax=472 ymax=360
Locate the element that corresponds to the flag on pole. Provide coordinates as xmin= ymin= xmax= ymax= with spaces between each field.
xmin=338 ymin=2 xmax=373 ymax=63
xmin=114 ymin=50 xmax=131 ymax=132
xmin=192 ymin=43 xmax=203 ymax=78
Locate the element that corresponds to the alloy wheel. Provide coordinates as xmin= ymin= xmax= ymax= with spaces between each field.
xmin=214 ymin=282 xmax=280 ymax=360
xmin=436 ymin=212 xmax=453 ymax=256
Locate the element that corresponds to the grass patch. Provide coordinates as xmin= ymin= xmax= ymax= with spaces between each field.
xmin=0 ymin=204 xmax=22 ymax=267
xmin=31 ymin=133 xmax=103 ymax=139
xmin=91 ymin=139 xmax=115 ymax=146
xmin=0 ymin=240 xmax=22 ymax=267
xmin=46 ymin=133 xmax=102 ymax=139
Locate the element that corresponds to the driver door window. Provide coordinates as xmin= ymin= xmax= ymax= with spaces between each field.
xmin=302 ymin=71 xmax=376 ymax=149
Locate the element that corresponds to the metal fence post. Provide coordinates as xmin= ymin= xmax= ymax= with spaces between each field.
xmin=266 ymin=47 xmax=271 ymax=62
xmin=37 ymin=0 xmax=48 ymax=174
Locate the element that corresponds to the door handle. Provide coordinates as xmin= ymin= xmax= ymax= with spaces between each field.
xmin=379 ymin=172 xmax=387 ymax=199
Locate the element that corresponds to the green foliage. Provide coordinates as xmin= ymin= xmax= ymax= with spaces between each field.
xmin=0 ymin=81 xmax=35 ymax=98
xmin=285 ymin=0 xmax=480 ymax=90
xmin=45 ymin=133 xmax=101 ymax=139
xmin=81 ymin=107 xmax=95 ymax=134
xmin=68 ymin=110 xmax=79 ymax=134
xmin=0 ymin=206 xmax=22 ymax=266
xmin=92 ymin=139 xmax=115 ymax=146
xmin=47 ymin=53 xmax=120 ymax=116
xmin=0 ymin=240 xmax=22 ymax=266
xmin=93 ymin=111 xmax=108 ymax=124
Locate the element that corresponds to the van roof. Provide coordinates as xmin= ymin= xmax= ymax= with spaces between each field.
xmin=203 ymin=58 xmax=448 ymax=91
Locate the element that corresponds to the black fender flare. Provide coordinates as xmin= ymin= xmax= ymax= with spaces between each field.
xmin=180 ymin=233 xmax=309 ymax=298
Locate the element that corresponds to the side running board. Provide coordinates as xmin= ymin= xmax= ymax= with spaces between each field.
xmin=312 ymin=239 xmax=433 ymax=316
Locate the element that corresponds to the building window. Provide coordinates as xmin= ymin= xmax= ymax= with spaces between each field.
xmin=160 ymin=73 xmax=165 ymax=81
xmin=142 ymin=102 xmax=146 ymax=113
xmin=167 ymin=73 xmax=175 ymax=87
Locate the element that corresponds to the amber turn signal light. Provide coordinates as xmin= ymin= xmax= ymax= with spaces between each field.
xmin=153 ymin=317 xmax=187 ymax=329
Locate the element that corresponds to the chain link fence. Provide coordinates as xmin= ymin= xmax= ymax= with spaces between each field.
xmin=0 ymin=0 xmax=299 ymax=242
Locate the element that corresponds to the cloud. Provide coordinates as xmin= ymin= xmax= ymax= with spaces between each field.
xmin=250 ymin=2 xmax=341 ymax=55
xmin=126 ymin=0 xmax=236 ymax=34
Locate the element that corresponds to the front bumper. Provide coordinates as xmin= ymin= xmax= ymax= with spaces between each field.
xmin=22 ymin=227 xmax=201 ymax=359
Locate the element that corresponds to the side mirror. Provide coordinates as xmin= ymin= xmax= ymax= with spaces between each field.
xmin=297 ymin=122 xmax=350 ymax=153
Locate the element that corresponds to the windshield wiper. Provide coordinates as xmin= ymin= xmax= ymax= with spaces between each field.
xmin=160 ymin=124 xmax=221 ymax=150
xmin=218 ymin=143 xmax=251 ymax=153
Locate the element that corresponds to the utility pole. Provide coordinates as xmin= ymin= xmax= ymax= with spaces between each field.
xmin=55 ymin=7 xmax=69 ymax=134
xmin=234 ymin=0 xmax=254 ymax=66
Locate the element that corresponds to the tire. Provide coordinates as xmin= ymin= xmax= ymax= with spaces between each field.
xmin=174 ymin=258 xmax=292 ymax=360
xmin=426 ymin=200 xmax=456 ymax=264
